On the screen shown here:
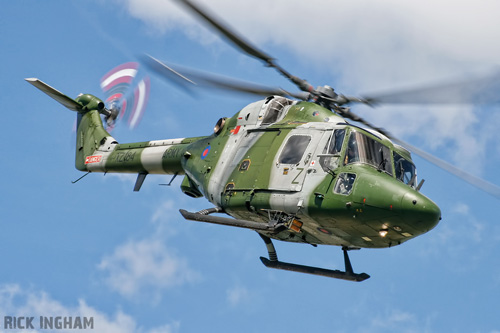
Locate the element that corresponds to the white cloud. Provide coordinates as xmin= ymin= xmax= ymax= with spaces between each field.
xmin=97 ymin=190 xmax=201 ymax=300
xmin=115 ymin=0 xmax=500 ymax=71
xmin=226 ymin=285 xmax=250 ymax=307
xmin=452 ymin=202 xmax=470 ymax=215
xmin=106 ymin=173 xmax=137 ymax=182
xmin=114 ymin=0 xmax=500 ymax=172
xmin=98 ymin=237 xmax=199 ymax=299
xmin=147 ymin=322 xmax=181 ymax=333
xmin=0 ymin=284 xmax=179 ymax=333
xmin=440 ymin=202 xmax=484 ymax=244
xmin=367 ymin=308 xmax=427 ymax=333
xmin=417 ymin=202 xmax=489 ymax=272
xmin=151 ymin=199 xmax=176 ymax=225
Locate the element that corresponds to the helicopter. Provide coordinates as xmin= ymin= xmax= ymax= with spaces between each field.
xmin=25 ymin=0 xmax=500 ymax=282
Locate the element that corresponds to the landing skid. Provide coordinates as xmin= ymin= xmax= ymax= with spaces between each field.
xmin=179 ymin=208 xmax=370 ymax=282
xmin=259 ymin=234 xmax=370 ymax=282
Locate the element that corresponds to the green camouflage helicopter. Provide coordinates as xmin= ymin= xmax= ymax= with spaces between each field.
xmin=26 ymin=0 xmax=500 ymax=282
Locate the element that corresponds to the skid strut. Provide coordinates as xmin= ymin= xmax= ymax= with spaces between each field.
xmin=258 ymin=234 xmax=370 ymax=282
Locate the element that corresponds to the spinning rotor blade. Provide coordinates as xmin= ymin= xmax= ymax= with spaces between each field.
xmin=340 ymin=109 xmax=500 ymax=199
xmin=339 ymin=70 xmax=500 ymax=196
xmin=100 ymin=62 xmax=150 ymax=129
xmin=392 ymin=137 xmax=500 ymax=199
xmin=25 ymin=78 xmax=82 ymax=111
xmin=141 ymin=55 xmax=309 ymax=100
xmin=176 ymin=0 xmax=272 ymax=64
xmin=175 ymin=0 xmax=315 ymax=94
xmin=140 ymin=55 xmax=197 ymax=93
xmin=361 ymin=71 xmax=500 ymax=105
xmin=177 ymin=0 xmax=500 ymax=107
xmin=176 ymin=0 xmax=500 ymax=197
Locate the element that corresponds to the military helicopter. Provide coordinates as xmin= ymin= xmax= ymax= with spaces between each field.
xmin=26 ymin=0 xmax=500 ymax=282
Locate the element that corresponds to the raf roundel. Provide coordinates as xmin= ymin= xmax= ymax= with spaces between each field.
xmin=201 ymin=145 xmax=211 ymax=160
xmin=317 ymin=227 xmax=332 ymax=235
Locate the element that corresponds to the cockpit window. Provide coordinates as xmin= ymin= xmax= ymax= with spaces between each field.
xmin=334 ymin=173 xmax=357 ymax=195
xmin=344 ymin=131 xmax=393 ymax=175
xmin=262 ymin=96 xmax=292 ymax=124
xmin=279 ymin=135 xmax=311 ymax=164
xmin=394 ymin=152 xmax=416 ymax=186
xmin=319 ymin=129 xmax=345 ymax=172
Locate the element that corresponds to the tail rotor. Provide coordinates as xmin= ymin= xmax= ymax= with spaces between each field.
xmin=100 ymin=62 xmax=150 ymax=130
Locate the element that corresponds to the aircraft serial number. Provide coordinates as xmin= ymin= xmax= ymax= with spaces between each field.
xmin=113 ymin=151 xmax=136 ymax=163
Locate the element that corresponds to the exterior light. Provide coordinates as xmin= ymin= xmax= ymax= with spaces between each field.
xmin=379 ymin=229 xmax=388 ymax=237
xmin=290 ymin=219 xmax=303 ymax=233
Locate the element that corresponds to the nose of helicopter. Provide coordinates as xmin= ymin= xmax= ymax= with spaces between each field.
xmin=401 ymin=191 xmax=441 ymax=233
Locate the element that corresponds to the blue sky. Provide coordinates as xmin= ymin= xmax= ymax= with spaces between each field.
xmin=2 ymin=0 xmax=500 ymax=332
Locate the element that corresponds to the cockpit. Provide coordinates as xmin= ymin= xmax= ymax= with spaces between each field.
xmin=320 ymin=127 xmax=417 ymax=188
xmin=345 ymin=131 xmax=393 ymax=175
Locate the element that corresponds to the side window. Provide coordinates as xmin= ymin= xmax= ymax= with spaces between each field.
xmin=320 ymin=129 xmax=345 ymax=172
xmin=279 ymin=135 xmax=312 ymax=164
xmin=394 ymin=152 xmax=416 ymax=186
xmin=334 ymin=173 xmax=357 ymax=195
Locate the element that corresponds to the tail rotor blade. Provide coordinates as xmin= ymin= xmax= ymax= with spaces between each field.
xmin=100 ymin=62 xmax=140 ymax=119
xmin=128 ymin=77 xmax=150 ymax=129
xmin=100 ymin=62 xmax=150 ymax=130
xmin=100 ymin=62 xmax=139 ymax=93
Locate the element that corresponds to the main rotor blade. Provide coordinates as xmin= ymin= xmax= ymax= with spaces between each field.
xmin=392 ymin=137 xmax=500 ymax=199
xmin=140 ymin=55 xmax=198 ymax=94
xmin=175 ymin=0 xmax=316 ymax=94
xmin=176 ymin=0 xmax=272 ymax=64
xmin=25 ymin=78 xmax=82 ymax=111
xmin=362 ymin=71 xmax=500 ymax=105
xmin=141 ymin=55 xmax=309 ymax=100
xmin=341 ymin=108 xmax=500 ymax=199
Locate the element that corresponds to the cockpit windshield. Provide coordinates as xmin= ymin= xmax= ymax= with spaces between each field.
xmin=344 ymin=131 xmax=393 ymax=175
xmin=319 ymin=129 xmax=345 ymax=172
xmin=394 ymin=152 xmax=417 ymax=187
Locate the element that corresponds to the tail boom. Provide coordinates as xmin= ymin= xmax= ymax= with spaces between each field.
xmin=83 ymin=138 xmax=191 ymax=175
xmin=75 ymin=108 xmax=200 ymax=176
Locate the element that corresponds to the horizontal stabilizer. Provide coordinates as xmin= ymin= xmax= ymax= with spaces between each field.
xmin=25 ymin=78 xmax=82 ymax=111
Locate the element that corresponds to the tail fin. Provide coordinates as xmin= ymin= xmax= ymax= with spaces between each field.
xmin=25 ymin=78 xmax=114 ymax=171
xmin=74 ymin=103 xmax=113 ymax=171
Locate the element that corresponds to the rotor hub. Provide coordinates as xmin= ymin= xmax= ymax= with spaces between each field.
xmin=316 ymin=85 xmax=338 ymax=99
